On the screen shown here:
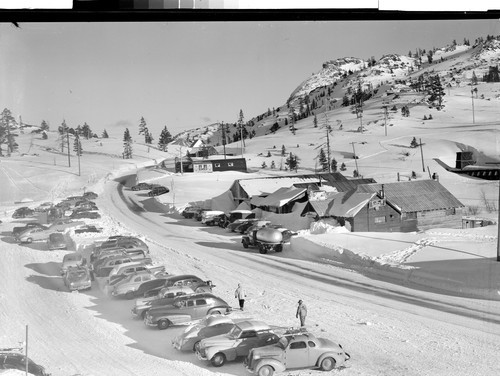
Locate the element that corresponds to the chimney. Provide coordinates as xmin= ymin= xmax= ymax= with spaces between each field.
xmin=379 ymin=184 xmax=385 ymax=198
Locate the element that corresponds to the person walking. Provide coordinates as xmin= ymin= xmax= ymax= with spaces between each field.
xmin=296 ymin=299 xmax=307 ymax=327
xmin=235 ymin=283 xmax=246 ymax=310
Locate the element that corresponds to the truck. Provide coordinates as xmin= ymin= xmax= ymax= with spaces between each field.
xmin=241 ymin=226 xmax=297 ymax=254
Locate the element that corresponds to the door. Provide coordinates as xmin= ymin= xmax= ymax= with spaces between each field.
xmin=285 ymin=340 xmax=309 ymax=369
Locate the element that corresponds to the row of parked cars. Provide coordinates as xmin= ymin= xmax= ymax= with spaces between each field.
xmin=181 ymin=207 xmax=298 ymax=254
xmin=130 ymin=181 xmax=170 ymax=197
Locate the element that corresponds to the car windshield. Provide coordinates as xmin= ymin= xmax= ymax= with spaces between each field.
xmin=277 ymin=336 xmax=289 ymax=349
xmin=69 ymin=270 xmax=87 ymax=278
xmin=228 ymin=326 xmax=242 ymax=338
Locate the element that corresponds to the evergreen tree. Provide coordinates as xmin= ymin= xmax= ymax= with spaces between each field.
xmin=145 ymin=130 xmax=153 ymax=144
xmin=123 ymin=128 xmax=133 ymax=159
xmin=158 ymin=126 xmax=170 ymax=152
xmin=138 ymin=117 xmax=147 ymax=135
xmin=428 ymin=75 xmax=445 ymax=107
xmin=410 ymin=137 xmax=419 ymax=148
xmin=331 ymin=158 xmax=338 ymax=172
xmin=281 ymin=144 xmax=286 ymax=156
xmin=261 ymin=161 xmax=267 ymax=169
xmin=318 ymin=148 xmax=328 ymax=171
xmin=82 ymin=122 xmax=92 ymax=139
xmin=73 ymin=135 xmax=82 ymax=156
xmin=471 ymin=71 xmax=478 ymax=85
xmin=285 ymin=152 xmax=300 ymax=172
xmin=42 ymin=132 xmax=48 ymax=140
xmin=40 ymin=120 xmax=49 ymax=131
xmin=270 ymin=160 xmax=276 ymax=169
xmin=59 ymin=120 xmax=69 ymax=152
xmin=340 ymin=162 xmax=347 ymax=171
xmin=102 ymin=129 xmax=109 ymax=138
xmin=313 ymin=114 xmax=318 ymax=128
xmin=0 ymin=108 xmax=18 ymax=156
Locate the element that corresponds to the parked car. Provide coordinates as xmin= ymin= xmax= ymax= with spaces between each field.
xmin=12 ymin=222 xmax=47 ymax=238
xmin=131 ymin=182 xmax=154 ymax=191
xmin=181 ymin=206 xmax=203 ymax=219
xmin=227 ymin=218 xmax=257 ymax=233
xmin=196 ymin=320 xmax=280 ymax=367
xmin=172 ymin=315 xmax=237 ymax=352
xmin=83 ymin=191 xmax=98 ymax=199
xmin=245 ymin=330 xmax=351 ymax=376
xmin=47 ymin=232 xmax=67 ymax=250
xmin=93 ymin=255 xmax=135 ymax=277
xmin=112 ymin=272 xmax=166 ymax=299
xmin=228 ymin=209 xmax=255 ymax=223
xmin=141 ymin=274 xmax=215 ymax=298
xmin=34 ymin=202 xmax=53 ymax=212
xmin=144 ymin=293 xmax=230 ymax=330
xmin=61 ymin=252 xmax=86 ymax=275
xmin=74 ymin=225 xmax=102 ymax=234
xmin=74 ymin=201 xmax=98 ymax=211
xmin=148 ymin=186 xmax=169 ymax=197
xmin=12 ymin=207 xmax=34 ymax=219
xmin=70 ymin=210 xmax=101 ymax=219
xmin=0 ymin=352 xmax=50 ymax=376
xmin=201 ymin=210 xmax=226 ymax=225
xmin=17 ymin=227 xmax=52 ymax=243
xmin=108 ymin=261 xmax=164 ymax=286
xmin=132 ymin=285 xmax=193 ymax=319
xmin=63 ymin=266 xmax=92 ymax=291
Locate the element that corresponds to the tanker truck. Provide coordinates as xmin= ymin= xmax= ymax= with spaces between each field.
xmin=242 ymin=226 xmax=296 ymax=254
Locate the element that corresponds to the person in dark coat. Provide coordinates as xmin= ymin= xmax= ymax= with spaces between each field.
xmin=235 ymin=283 xmax=246 ymax=310
xmin=296 ymin=299 xmax=307 ymax=327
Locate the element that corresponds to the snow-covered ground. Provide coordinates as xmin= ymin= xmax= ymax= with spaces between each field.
xmin=1 ymin=44 xmax=500 ymax=375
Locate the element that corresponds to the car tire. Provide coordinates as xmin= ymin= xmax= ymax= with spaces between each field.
xmin=208 ymin=308 xmax=222 ymax=315
xmin=257 ymin=365 xmax=275 ymax=376
xmin=26 ymin=238 xmax=33 ymax=244
xmin=320 ymin=356 xmax=336 ymax=371
xmin=275 ymin=244 xmax=283 ymax=253
xmin=210 ymin=352 xmax=226 ymax=367
xmin=258 ymin=244 xmax=267 ymax=254
xmin=125 ymin=291 xmax=135 ymax=300
xmin=141 ymin=310 xmax=148 ymax=320
xmin=193 ymin=341 xmax=200 ymax=352
xmin=158 ymin=319 xmax=170 ymax=330
xmin=242 ymin=239 xmax=249 ymax=248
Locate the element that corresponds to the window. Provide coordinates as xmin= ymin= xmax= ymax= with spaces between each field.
xmin=374 ymin=216 xmax=386 ymax=224
xmin=290 ymin=341 xmax=307 ymax=349
xmin=195 ymin=299 xmax=207 ymax=306
xmin=228 ymin=162 xmax=234 ymax=167
xmin=187 ymin=300 xmax=194 ymax=307
xmin=241 ymin=331 xmax=257 ymax=338
xmin=445 ymin=208 xmax=456 ymax=216
xmin=134 ymin=277 xmax=141 ymax=282
xmin=308 ymin=341 xmax=316 ymax=348
xmin=215 ymin=163 xmax=221 ymax=167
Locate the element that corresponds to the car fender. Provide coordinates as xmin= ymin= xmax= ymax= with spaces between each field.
xmin=317 ymin=351 xmax=345 ymax=367
xmin=156 ymin=314 xmax=192 ymax=325
xmin=205 ymin=345 xmax=238 ymax=362
xmin=255 ymin=359 xmax=286 ymax=374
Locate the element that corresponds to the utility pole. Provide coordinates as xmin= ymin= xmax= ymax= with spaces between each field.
xmin=66 ymin=131 xmax=71 ymax=167
xmin=383 ymin=105 xmax=388 ymax=136
xmin=419 ymin=138 xmax=425 ymax=172
xmin=77 ymin=137 xmax=81 ymax=176
xmin=25 ymin=325 xmax=28 ymax=376
xmin=471 ymin=88 xmax=475 ymax=124
xmin=221 ymin=121 xmax=227 ymax=159
xmin=350 ymin=142 xmax=359 ymax=174
xmin=324 ymin=113 xmax=332 ymax=172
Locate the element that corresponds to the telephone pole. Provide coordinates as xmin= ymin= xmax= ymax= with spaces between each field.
xmin=77 ymin=137 xmax=81 ymax=176
xmin=350 ymin=142 xmax=359 ymax=174
xmin=66 ymin=131 xmax=71 ymax=167
xmin=419 ymin=138 xmax=425 ymax=172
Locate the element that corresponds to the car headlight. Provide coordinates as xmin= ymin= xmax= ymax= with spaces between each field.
xmin=252 ymin=354 xmax=261 ymax=360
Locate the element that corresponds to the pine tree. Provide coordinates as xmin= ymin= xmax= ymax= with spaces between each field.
xmin=313 ymin=114 xmax=318 ymax=128
xmin=318 ymin=148 xmax=328 ymax=171
xmin=270 ymin=160 xmax=276 ymax=169
xmin=73 ymin=135 xmax=82 ymax=156
xmin=340 ymin=162 xmax=346 ymax=171
xmin=410 ymin=137 xmax=419 ymax=148
xmin=238 ymin=109 xmax=246 ymax=147
xmin=123 ymin=128 xmax=133 ymax=159
xmin=0 ymin=108 xmax=18 ymax=156
xmin=102 ymin=129 xmax=109 ymax=138
xmin=59 ymin=120 xmax=69 ymax=152
xmin=158 ymin=126 xmax=170 ymax=152
xmin=145 ymin=130 xmax=153 ymax=144
xmin=138 ymin=117 xmax=147 ymax=135
xmin=82 ymin=122 xmax=92 ymax=139
xmin=281 ymin=144 xmax=286 ymax=156
xmin=40 ymin=120 xmax=49 ymax=131
xmin=428 ymin=75 xmax=445 ymax=107
xmin=285 ymin=152 xmax=300 ymax=172
xmin=331 ymin=158 xmax=338 ymax=172
xmin=261 ymin=161 xmax=267 ymax=169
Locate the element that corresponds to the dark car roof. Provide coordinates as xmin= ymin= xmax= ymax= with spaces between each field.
xmin=165 ymin=274 xmax=203 ymax=282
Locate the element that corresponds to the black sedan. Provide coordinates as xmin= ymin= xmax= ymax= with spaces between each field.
xmin=131 ymin=182 xmax=154 ymax=191
xmin=148 ymin=186 xmax=169 ymax=197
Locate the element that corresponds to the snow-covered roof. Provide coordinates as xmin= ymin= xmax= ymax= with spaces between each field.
xmin=255 ymin=186 xmax=307 ymax=208
xmin=238 ymin=176 xmax=321 ymax=197
xmin=309 ymin=191 xmax=376 ymax=218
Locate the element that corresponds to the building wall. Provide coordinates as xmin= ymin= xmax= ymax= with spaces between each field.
xmin=351 ymin=203 xmax=402 ymax=232
xmin=415 ymin=208 xmax=464 ymax=231
xmin=212 ymin=158 xmax=247 ymax=172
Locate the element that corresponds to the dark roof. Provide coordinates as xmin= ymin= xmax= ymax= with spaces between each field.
xmin=356 ymin=180 xmax=464 ymax=212
xmin=321 ymin=175 xmax=376 ymax=192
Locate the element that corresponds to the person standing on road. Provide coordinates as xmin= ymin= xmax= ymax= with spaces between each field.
xmin=235 ymin=283 xmax=246 ymax=310
xmin=296 ymin=299 xmax=307 ymax=327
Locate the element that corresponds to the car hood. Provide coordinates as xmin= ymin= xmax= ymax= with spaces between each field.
xmin=200 ymin=333 xmax=235 ymax=348
xmin=68 ymin=274 xmax=90 ymax=284
xmin=135 ymin=296 xmax=156 ymax=306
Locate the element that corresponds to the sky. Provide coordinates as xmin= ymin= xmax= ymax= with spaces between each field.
xmin=1 ymin=19 xmax=499 ymax=139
